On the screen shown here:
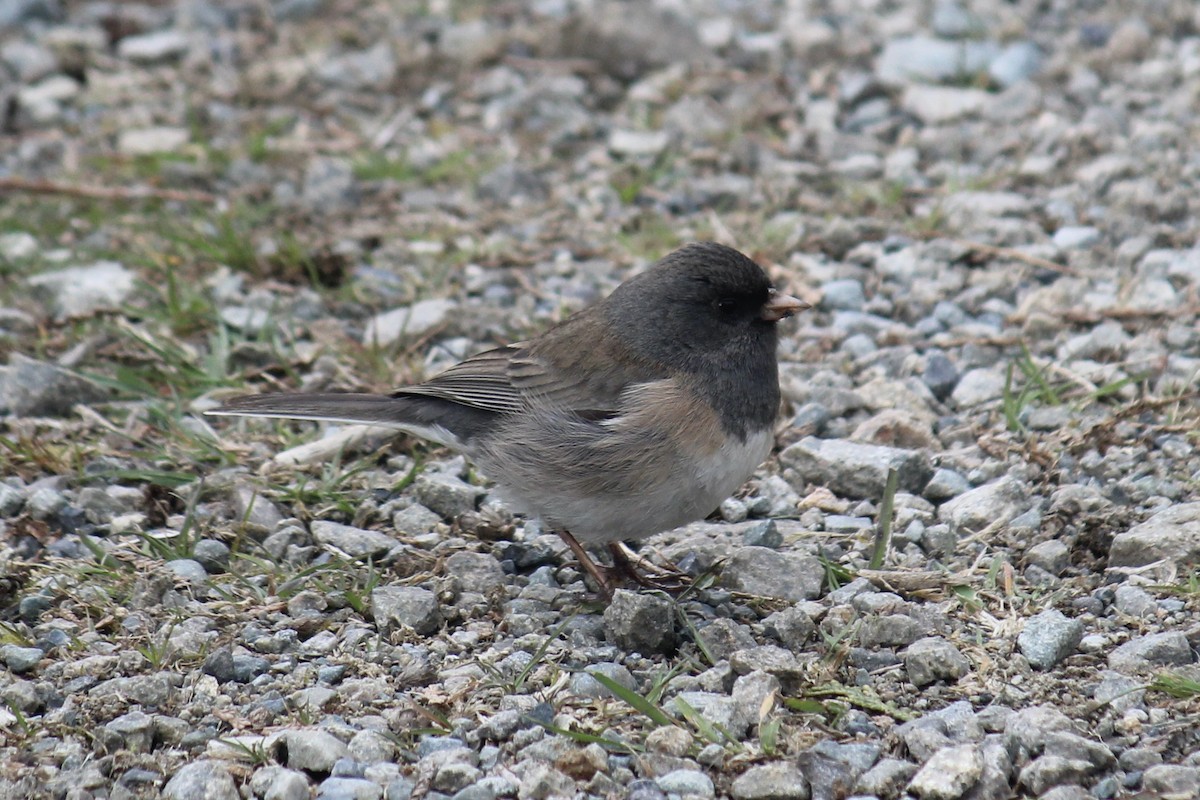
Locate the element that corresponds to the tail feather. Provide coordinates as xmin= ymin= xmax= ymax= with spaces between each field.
xmin=205 ymin=392 xmax=500 ymax=449
xmin=206 ymin=393 xmax=413 ymax=427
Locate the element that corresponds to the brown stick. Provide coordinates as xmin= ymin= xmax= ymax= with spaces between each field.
xmin=952 ymin=238 xmax=1080 ymax=276
xmin=0 ymin=176 xmax=217 ymax=204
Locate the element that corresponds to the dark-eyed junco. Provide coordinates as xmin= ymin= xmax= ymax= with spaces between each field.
xmin=208 ymin=242 xmax=808 ymax=595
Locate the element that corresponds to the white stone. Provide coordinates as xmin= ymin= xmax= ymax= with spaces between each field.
xmin=27 ymin=261 xmax=136 ymax=319
xmin=117 ymin=126 xmax=190 ymax=155
xmin=363 ymin=298 xmax=456 ymax=346
xmin=608 ymin=129 xmax=669 ymax=156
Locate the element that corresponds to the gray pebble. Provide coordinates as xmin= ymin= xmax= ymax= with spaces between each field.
xmin=413 ymin=473 xmax=484 ymax=519
xmin=722 ymin=547 xmax=823 ymax=601
xmin=1018 ymin=609 xmax=1083 ymax=669
xmin=730 ymin=763 xmax=809 ymax=800
xmin=166 ymin=559 xmax=210 ymax=584
xmin=720 ymin=497 xmax=748 ymax=523
xmin=249 ymin=767 xmax=310 ymax=800
xmin=392 ymin=504 xmax=443 ymax=536
xmin=1053 ymin=225 xmax=1101 ymax=250
xmin=312 ymin=520 xmax=402 ymax=560
xmin=904 ymin=637 xmax=970 ymax=686
xmin=371 ymin=586 xmax=442 ymax=635
xmin=780 ymin=437 xmax=932 ymax=499
xmin=603 ymin=590 xmax=675 ymax=654
xmin=192 ymin=540 xmax=231 ymax=573
xmin=0 ymin=483 xmax=28 ymax=516
xmin=656 ymin=769 xmax=714 ymax=798
xmin=444 ymin=551 xmax=506 ymax=594
xmin=742 ymin=519 xmax=781 ymax=548
xmin=820 ymin=279 xmax=866 ymax=311
xmin=163 ymin=760 xmax=239 ymax=800
xmin=854 ymin=758 xmax=917 ymax=797
xmin=924 ymin=468 xmax=970 ymax=501
xmin=1107 ymin=632 xmax=1193 ymax=672
xmin=988 ymin=41 xmax=1042 ymax=87
xmin=283 ymin=729 xmax=350 ymax=774
xmin=26 ymin=261 xmax=136 ymax=320
xmin=1026 ymin=540 xmax=1070 ymax=576
xmin=1113 ymin=584 xmax=1157 ymax=618
xmin=939 ymin=476 xmax=1029 ymax=533
xmin=1 ymin=644 xmax=44 ymax=672
xmin=909 ymin=743 xmax=984 ymax=799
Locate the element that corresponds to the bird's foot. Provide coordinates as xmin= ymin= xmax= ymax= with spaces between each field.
xmin=554 ymin=533 xmax=694 ymax=598
xmin=607 ymin=542 xmax=691 ymax=592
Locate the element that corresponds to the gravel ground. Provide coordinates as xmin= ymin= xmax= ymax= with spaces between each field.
xmin=2 ymin=1 xmax=1200 ymax=799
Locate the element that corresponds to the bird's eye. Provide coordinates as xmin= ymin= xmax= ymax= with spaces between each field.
xmin=715 ymin=297 xmax=737 ymax=313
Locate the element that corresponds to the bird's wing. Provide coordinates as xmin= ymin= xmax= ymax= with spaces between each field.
xmin=394 ymin=344 xmax=528 ymax=414
xmin=397 ymin=327 xmax=653 ymax=421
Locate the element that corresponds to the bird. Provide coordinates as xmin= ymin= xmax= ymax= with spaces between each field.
xmin=207 ymin=242 xmax=808 ymax=596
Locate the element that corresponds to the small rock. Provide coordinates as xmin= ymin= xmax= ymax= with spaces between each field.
xmin=604 ymin=589 xmax=675 ymax=654
xmin=939 ymin=477 xmax=1029 ymax=533
xmin=392 ymin=504 xmax=443 ymax=536
xmin=0 ymin=644 xmax=44 ymax=673
xmin=413 ymin=472 xmax=483 ymax=519
xmin=218 ymin=306 xmax=271 ymax=334
xmin=908 ymin=744 xmax=984 ymax=800
xmin=102 ymin=711 xmax=155 ymax=753
xmin=118 ymin=30 xmax=190 ymax=63
xmin=283 ymin=729 xmax=350 ymax=774
xmin=312 ymin=521 xmax=401 ymax=559
xmin=902 ymin=85 xmax=989 ymax=124
xmin=1052 ymin=226 xmax=1101 ymax=250
xmin=1109 ymin=502 xmax=1200 ymax=571
xmin=820 ymin=279 xmax=866 ymax=311
xmin=922 ymin=352 xmax=960 ymax=400
xmin=117 ymin=127 xmax=190 ymax=156
xmin=858 ymin=614 xmax=923 ymax=648
xmin=609 ymin=129 xmax=670 ymax=157
xmin=780 ymin=437 xmax=932 ymax=498
xmin=722 ymin=547 xmax=823 ymax=601
xmin=1 ymin=355 xmax=110 ymax=417
xmin=249 ymin=767 xmax=310 ymax=800
xmin=364 ymin=298 xmax=457 ymax=347
xmin=730 ymin=763 xmax=808 ymax=800
xmin=444 ymin=551 xmax=505 ymax=594
xmin=163 ymin=760 xmax=239 ymax=800
xmin=1142 ymin=765 xmax=1200 ymax=799
xmin=988 ymin=41 xmax=1042 ymax=87
xmin=1113 ymin=584 xmax=1157 ymax=618
xmin=301 ymin=157 xmax=358 ymax=212
xmin=1107 ymin=632 xmax=1193 ymax=672
xmin=729 ymin=647 xmax=806 ymax=680
xmin=371 ymin=586 xmax=442 ymax=635
xmin=645 ymin=727 xmax=693 ymax=758
xmin=854 ymin=758 xmax=918 ymax=798
xmin=876 ymin=36 xmax=998 ymax=85
xmin=950 ymin=368 xmax=1007 ymax=408
xmin=230 ymin=484 xmax=285 ymax=533
xmin=655 ymin=770 xmax=714 ymax=798
xmin=905 ymin=638 xmax=970 ymax=687
xmin=315 ymin=42 xmax=396 ymax=90
xmin=27 ymin=261 xmax=136 ymax=319
xmin=924 ymin=469 xmax=970 ymax=501
xmin=0 ymin=232 xmax=38 ymax=260
xmin=165 ymin=559 xmax=209 ymax=584
xmin=1018 ymin=609 xmax=1083 ymax=670
xmin=192 ymin=540 xmax=231 ymax=573
xmin=570 ymin=662 xmax=636 ymax=699
xmin=1026 ymin=540 xmax=1070 ymax=575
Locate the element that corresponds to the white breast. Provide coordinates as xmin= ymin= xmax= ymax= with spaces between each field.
xmin=527 ymin=426 xmax=775 ymax=545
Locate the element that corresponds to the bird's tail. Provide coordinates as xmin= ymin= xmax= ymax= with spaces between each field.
xmin=205 ymin=392 xmax=485 ymax=449
xmin=206 ymin=393 xmax=415 ymax=426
